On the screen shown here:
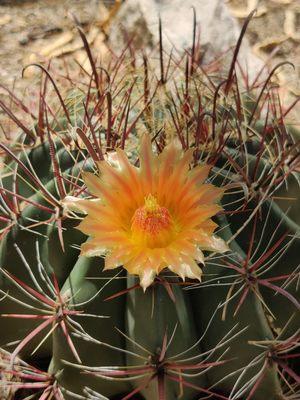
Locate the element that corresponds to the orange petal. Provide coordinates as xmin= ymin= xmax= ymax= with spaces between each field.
xmin=77 ymin=218 xmax=120 ymax=235
xmin=188 ymin=164 xmax=211 ymax=186
xmin=182 ymin=204 xmax=222 ymax=228
xmin=98 ymin=161 xmax=141 ymax=206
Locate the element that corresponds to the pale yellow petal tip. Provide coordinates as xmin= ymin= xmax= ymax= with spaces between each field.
xmin=139 ymin=269 xmax=156 ymax=292
xmin=182 ymin=263 xmax=203 ymax=281
xmin=104 ymin=254 xmax=123 ymax=271
xmin=169 ymin=262 xmax=202 ymax=282
xmin=165 ymin=137 xmax=182 ymax=152
xmin=198 ymin=232 xmax=230 ymax=253
xmin=104 ymin=151 xmax=121 ymax=170
xmin=61 ymin=196 xmax=86 ymax=215
xmin=211 ymin=236 xmax=230 ymax=253
xmin=81 ymin=241 xmax=106 ymax=258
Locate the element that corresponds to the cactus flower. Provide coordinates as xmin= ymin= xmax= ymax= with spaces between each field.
xmin=64 ymin=136 xmax=228 ymax=290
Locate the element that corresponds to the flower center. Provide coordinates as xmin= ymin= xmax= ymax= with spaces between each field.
xmin=132 ymin=194 xmax=171 ymax=235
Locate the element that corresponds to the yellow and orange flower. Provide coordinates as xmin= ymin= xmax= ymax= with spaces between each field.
xmin=63 ymin=136 xmax=228 ymax=290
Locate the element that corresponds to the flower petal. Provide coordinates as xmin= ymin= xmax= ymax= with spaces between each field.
xmin=62 ymin=196 xmax=101 ymax=214
xmin=197 ymin=232 xmax=229 ymax=253
xmin=188 ymin=164 xmax=211 ymax=186
xmin=104 ymin=246 xmax=134 ymax=270
xmin=81 ymin=241 xmax=106 ymax=257
xmin=75 ymin=136 xmax=227 ymax=289
xmin=169 ymin=258 xmax=202 ymax=281
xmin=139 ymin=268 xmax=156 ymax=291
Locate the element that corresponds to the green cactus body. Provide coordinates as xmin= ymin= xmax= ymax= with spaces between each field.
xmin=0 ymin=17 xmax=299 ymax=400
xmin=125 ymin=275 xmax=203 ymax=399
xmin=190 ymin=216 xmax=283 ymax=399
xmin=49 ymin=256 xmax=131 ymax=398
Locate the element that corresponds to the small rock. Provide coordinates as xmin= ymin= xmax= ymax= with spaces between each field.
xmin=109 ymin=0 xmax=265 ymax=82
xmin=19 ymin=35 xmax=29 ymax=45
xmin=0 ymin=14 xmax=11 ymax=27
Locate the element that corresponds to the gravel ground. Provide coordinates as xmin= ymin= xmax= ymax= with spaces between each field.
xmin=0 ymin=0 xmax=102 ymax=85
xmin=228 ymin=0 xmax=300 ymax=127
xmin=0 ymin=0 xmax=299 ymax=128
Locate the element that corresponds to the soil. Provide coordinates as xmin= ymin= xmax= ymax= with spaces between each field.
xmin=0 ymin=0 xmax=103 ymax=82
xmin=0 ymin=0 xmax=299 ymax=130
xmin=0 ymin=0 xmax=116 ymax=142
xmin=227 ymin=0 xmax=300 ymax=126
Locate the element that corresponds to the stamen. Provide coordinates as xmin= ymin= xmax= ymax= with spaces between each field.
xmin=131 ymin=194 xmax=171 ymax=236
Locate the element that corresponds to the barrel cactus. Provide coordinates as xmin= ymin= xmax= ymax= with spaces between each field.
xmin=0 ymin=16 xmax=299 ymax=400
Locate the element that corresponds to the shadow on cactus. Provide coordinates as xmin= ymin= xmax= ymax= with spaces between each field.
xmin=0 ymin=10 xmax=299 ymax=400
